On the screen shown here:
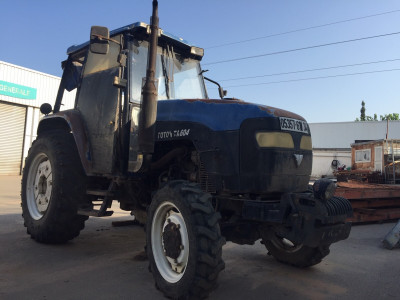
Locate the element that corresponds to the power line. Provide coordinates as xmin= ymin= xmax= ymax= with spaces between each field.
xmin=218 ymin=58 xmax=400 ymax=82
xmin=207 ymin=9 xmax=400 ymax=49
xmin=222 ymin=68 xmax=400 ymax=88
xmin=203 ymin=31 xmax=400 ymax=66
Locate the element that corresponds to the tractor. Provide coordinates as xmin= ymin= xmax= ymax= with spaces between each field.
xmin=21 ymin=1 xmax=352 ymax=299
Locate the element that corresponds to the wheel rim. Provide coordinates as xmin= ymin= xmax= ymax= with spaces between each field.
xmin=270 ymin=234 xmax=303 ymax=253
xmin=26 ymin=153 xmax=52 ymax=220
xmin=151 ymin=201 xmax=189 ymax=283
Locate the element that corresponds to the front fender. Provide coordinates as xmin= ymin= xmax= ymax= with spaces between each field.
xmin=38 ymin=110 xmax=92 ymax=174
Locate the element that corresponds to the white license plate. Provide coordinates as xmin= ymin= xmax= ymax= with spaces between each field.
xmin=279 ymin=117 xmax=309 ymax=134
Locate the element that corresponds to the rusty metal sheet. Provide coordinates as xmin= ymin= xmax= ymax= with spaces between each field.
xmin=349 ymin=208 xmax=400 ymax=223
xmin=336 ymin=182 xmax=400 ymax=200
xmin=350 ymin=198 xmax=400 ymax=209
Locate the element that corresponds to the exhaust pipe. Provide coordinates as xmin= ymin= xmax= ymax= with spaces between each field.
xmin=138 ymin=0 xmax=159 ymax=155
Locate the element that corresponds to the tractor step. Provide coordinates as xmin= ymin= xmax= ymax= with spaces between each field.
xmin=81 ymin=179 xmax=118 ymax=217
xmin=78 ymin=209 xmax=114 ymax=217
xmin=86 ymin=189 xmax=115 ymax=197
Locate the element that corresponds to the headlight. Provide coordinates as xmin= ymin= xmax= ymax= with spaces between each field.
xmin=313 ymin=178 xmax=336 ymax=202
xmin=300 ymin=136 xmax=312 ymax=150
xmin=190 ymin=47 xmax=204 ymax=58
xmin=255 ymin=132 xmax=294 ymax=148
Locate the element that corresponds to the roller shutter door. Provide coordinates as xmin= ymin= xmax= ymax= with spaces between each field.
xmin=0 ymin=102 xmax=26 ymax=175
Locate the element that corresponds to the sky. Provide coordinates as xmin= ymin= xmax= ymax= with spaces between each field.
xmin=1 ymin=0 xmax=400 ymax=123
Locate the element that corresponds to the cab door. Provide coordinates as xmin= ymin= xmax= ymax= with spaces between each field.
xmin=76 ymin=34 xmax=123 ymax=175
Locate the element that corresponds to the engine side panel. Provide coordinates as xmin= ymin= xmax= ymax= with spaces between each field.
xmin=154 ymin=120 xmax=239 ymax=193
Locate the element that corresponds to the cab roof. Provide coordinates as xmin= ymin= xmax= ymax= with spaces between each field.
xmin=66 ymin=21 xmax=199 ymax=56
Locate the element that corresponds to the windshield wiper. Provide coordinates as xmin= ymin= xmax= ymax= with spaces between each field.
xmin=161 ymin=52 xmax=170 ymax=99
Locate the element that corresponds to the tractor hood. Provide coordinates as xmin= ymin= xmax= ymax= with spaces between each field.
xmin=156 ymin=99 xmax=306 ymax=131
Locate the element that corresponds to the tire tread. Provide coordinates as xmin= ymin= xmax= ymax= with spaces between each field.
xmin=21 ymin=130 xmax=87 ymax=244
xmin=147 ymin=181 xmax=225 ymax=299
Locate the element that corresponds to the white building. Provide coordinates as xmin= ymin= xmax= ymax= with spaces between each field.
xmin=309 ymin=121 xmax=400 ymax=178
xmin=0 ymin=61 xmax=75 ymax=175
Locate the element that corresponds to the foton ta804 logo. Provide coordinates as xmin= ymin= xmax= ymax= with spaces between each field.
xmin=157 ymin=129 xmax=191 ymax=139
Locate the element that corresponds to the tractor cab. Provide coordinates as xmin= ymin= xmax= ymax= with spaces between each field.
xmin=49 ymin=22 xmax=207 ymax=176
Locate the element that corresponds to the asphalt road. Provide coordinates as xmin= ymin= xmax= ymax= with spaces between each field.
xmin=1 ymin=175 xmax=399 ymax=300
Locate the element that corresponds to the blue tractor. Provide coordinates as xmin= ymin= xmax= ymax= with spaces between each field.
xmin=21 ymin=1 xmax=352 ymax=298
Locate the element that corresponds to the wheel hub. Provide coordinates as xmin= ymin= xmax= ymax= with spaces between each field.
xmin=34 ymin=160 xmax=52 ymax=213
xmin=26 ymin=153 xmax=52 ymax=220
xmin=162 ymin=221 xmax=183 ymax=260
xmin=271 ymin=234 xmax=303 ymax=253
xmin=162 ymin=212 xmax=187 ymax=273
xmin=38 ymin=174 xmax=47 ymax=194
xmin=151 ymin=202 xmax=189 ymax=283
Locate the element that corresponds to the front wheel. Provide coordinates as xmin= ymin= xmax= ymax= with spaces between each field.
xmin=261 ymin=231 xmax=330 ymax=268
xmin=21 ymin=130 xmax=88 ymax=243
xmin=146 ymin=181 xmax=225 ymax=299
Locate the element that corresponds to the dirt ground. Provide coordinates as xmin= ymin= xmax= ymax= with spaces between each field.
xmin=1 ymin=175 xmax=399 ymax=299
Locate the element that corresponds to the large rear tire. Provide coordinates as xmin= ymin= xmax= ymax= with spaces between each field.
xmin=21 ymin=130 xmax=88 ymax=243
xmin=146 ymin=181 xmax=225 ymax=299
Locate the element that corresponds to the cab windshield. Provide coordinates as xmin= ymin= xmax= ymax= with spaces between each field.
xmin=129 ymin=39 xmax=206 ymax=102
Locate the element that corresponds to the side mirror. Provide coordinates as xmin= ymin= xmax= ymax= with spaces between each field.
xmin=90 ymin=26 xmax=110 ymax=54
xmin=40 ymin=103 xmax=53 ymax=115
xmin=203 ymin=75 xmax=228 ymax=100
xmin=218 ymin=87 xmax=227 ymax=99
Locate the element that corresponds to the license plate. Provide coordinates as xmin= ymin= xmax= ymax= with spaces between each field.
xmin=279 ymin=117 xmax=309 ymax=134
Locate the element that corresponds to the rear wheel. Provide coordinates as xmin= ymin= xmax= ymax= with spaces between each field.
xmin=147 ymin=181 xmax=225 ymax=299
xmin=262 ymin=230 xmax=330 ymax=268
xmin=21 ymin=130 xmax=88 ymax=243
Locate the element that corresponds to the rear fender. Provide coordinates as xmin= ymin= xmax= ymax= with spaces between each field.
xmin=37 ymin=110 xmax=92 ymax=174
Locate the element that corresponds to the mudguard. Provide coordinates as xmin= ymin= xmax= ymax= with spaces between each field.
xmin=37 ymin=110 xmax=92 ymax=174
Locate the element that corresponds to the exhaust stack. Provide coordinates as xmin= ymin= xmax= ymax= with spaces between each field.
xmin=138 ymin=0 xmax=159 ymax=155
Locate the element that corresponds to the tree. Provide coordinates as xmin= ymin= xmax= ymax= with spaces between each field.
xmin=360 ymin=101 xmax=366 ymax=121
xmin=380 ymin=113 xmax=399 ymax=121
xmin=355 ymin=101 xmax=398 ymax=122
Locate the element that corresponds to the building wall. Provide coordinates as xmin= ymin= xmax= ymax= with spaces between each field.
xmin=0 ymin=61 xmax=76 ymax=109
xmin=311 ymin=149 xmax=351 ymax=179
xmin=309 ymin=121 xmax=400 ymax=149
xmin=0 ymin=61 xmax=76 ymax=174
xmin=351 ymin=141 xmax=382 ymax=170
xmin=309 ymin=122 xmax=400 ymax=179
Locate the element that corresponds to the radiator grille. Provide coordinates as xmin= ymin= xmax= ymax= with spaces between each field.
xmin=199 ymin=160 xmax=216 ymax=193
